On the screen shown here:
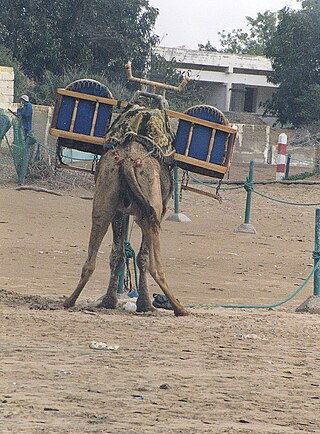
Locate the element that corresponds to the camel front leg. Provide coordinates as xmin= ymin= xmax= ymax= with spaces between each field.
xmin=64 ymin=177 xmax=119 ymax=308
xmin=63 ymin=219 xmax=110 ymax=309
xmin=143 ymin=223 xmax=190 ymax=317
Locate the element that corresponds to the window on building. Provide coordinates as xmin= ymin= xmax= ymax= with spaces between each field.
xmin=230 ymin=85 xmax=245 ymax=112
xmin=244 ymin=87 xmax=257 ymax=113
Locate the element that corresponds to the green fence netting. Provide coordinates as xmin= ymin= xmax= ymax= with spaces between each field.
xmin=0 ymin=109 xmax=38 ymax=184
xmin=0 ymin=108 xmax=11 ymax=141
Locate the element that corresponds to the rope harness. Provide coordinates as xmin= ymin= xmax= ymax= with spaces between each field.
xmin=179 ymin=170 xmax=223 ymax=203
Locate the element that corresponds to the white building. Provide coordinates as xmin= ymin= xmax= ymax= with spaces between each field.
xmin=156 ymin=47 xmax=277 ymax=117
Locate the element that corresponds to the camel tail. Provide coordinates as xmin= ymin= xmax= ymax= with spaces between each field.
xmin=121 ymin=162 xmax=159 ymax=225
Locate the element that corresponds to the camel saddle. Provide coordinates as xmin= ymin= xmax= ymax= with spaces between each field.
xmin=104 ymin=104 xmax=175 ymax=166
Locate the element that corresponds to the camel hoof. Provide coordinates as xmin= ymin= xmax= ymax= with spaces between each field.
xmin=136 ymin=296 xmax=155 ymax=313
xmin=63 ymin=299 xmax=75 ymax=309
xmin=97 ymin=296 xmax=117 ymax=310
xmin=174 ymin=308 xmax=191 ymax=317
xmin=136 ymin=303 xmax=156 ymax=313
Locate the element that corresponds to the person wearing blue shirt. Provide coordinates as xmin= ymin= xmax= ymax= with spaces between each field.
xmin=15 ymin=94 xmax=37 ymax=184
xmin=17 ymin=94 xmax=33 ymax=134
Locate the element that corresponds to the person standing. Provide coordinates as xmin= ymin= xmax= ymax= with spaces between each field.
xmin=17 ymin=94 xmax=33 ymax=135
xmin=15 ymin=94 xmax=37 ymax=184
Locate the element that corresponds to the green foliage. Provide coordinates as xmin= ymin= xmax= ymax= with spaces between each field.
xmin=295 ymin=84 xmax=320 ymax=125
xmin=0 ymin=0 xmax=209 ymax=111
xmin=21 ymin=52 xmax=202 ymax=112
xmin=0 ymin=44 xmax=30 ymax=101
xmin=0 ymin=0 xmax=159 ymax=80
xmin=149 ymin=53 xmax=206 ymax=112
xmin=265 ymin=1 xmax=320 ymax=126
xmin=198 ymin=41 xmax=217 ymax=52
xmin=285 ymin=169 xmax=320 ymax=181
xmin=218 ymin=11 xmax=278 ymax=55
xmin=31 ymin=68 xmax=132 ymax=105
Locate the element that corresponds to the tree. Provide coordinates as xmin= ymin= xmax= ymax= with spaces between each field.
xmin=0 ymin=44 xmax=30 ymax=99
xmin=198 ymin=41 xmax=217 ymax=52
xmin=0 ymin=0 xmax=203 ymax=109
xmin=0 ymin=0 xmax=159 ymax=80
xmin=265 ymin=0 xmax=320 ymax=126
xmin=218 ymin=11 xmax=278 ymax=55
xmin=148 ymin=53 xmax=206 ymax=112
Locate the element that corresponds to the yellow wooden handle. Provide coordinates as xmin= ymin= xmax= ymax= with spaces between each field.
xmin=125 ymin=62 xmax=190 ymax=93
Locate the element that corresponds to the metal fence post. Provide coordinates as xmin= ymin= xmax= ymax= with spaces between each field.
xmin=314 ymin=208 xmax=320 ymax=296
xmin=166 ymin=166 xmax=191 ymax=222
xmin=173 ymin=166 xmax=179 ymax=214
xmin=285 ymin=154 xmax=292 ymax=179
xmin=236 ymin=160 xmax=256 ymax=234
xmin=296 ymin=208 xmax=320 ymax=313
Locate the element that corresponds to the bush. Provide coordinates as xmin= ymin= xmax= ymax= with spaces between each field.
xmin=32 ymin=68 xmax=133 ymax=106
xmin=0 ymin=44 xmax=31 ymax=101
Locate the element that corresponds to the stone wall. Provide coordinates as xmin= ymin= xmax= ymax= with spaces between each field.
xmin=1 ymin=104 xmax=55 ymax=150
xmin=233 ymin=125 xmax=318 ymax=168
xmin=0 ymin=66 xmax=14 ymax=109
xmin=233 ymin=124 xmax=271 ymax=164
xmin=33 ymin=105 xmax=55 ymax=147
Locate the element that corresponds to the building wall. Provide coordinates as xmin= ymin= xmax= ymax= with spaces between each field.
xmin=0 ymin=66 xmax=14 ymax=108
xmin=157 ymin=47 xmax=273 ymax=74
xmin=202 ymin=83 xmax=228 ymax=111
xmin=33 ymin=105 xmax=55 ymax=148
xmin=156 ymin=47 xmax=277 ymax=116
xmin=233 ymin=124 xmax=271 ymax=164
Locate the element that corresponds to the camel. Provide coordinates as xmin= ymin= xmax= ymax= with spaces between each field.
xmin=63 ymin=133 xmax=190 ymax=316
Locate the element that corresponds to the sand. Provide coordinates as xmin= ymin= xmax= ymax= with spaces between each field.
xmin=1 ymin=163 xmax=320 ymax=433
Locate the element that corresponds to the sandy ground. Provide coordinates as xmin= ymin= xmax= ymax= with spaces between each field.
xmin=1 ymin=163 xmax=320 ymax=433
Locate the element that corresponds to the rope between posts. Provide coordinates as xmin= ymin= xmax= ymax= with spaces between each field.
xmin=182 ymin=161 xmax=320 ymax=310
xmin=186 ymin=172 xmax=320 ymax=205
xmin=31 ymin=140 xmax=320 ymax=205
xmin=187 ymin=172 xmax=245 ymax=191
xmin=250 ymin=186 xmax=320 ymax=206
xmin=186 ymin=261 xmax=319 ymax=310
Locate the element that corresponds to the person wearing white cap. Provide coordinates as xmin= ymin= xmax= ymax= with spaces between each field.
xmin=17 ymin=94 xmax=33 ymax=135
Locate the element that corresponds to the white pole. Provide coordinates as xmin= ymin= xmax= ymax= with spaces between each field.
xmin=276 ymin=133 xmax=287 ymax=181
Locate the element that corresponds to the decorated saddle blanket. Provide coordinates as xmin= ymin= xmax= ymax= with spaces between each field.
xmin=104 ymin=104 xmax=175 ymax=163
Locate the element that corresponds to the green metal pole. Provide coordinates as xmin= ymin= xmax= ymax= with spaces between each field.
xmin=173 ymin=166 xmax=179 ymax=214
xmin=244 ymin=160 xmax=254 ymax=224
xmin=314 ymin=209 xmax=320 ymax=296
xmin=285 ymin=154 xmax=291 ymax=179
xmin=117 ymin=214 xmax=130 ymax=294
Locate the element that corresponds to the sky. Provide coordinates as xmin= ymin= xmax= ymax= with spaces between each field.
xmin=149 ymin=0 xmax=301 ymax=50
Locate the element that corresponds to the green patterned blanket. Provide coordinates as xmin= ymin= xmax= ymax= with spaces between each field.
xmin=105 ymin=104 xmax=175 ymax=159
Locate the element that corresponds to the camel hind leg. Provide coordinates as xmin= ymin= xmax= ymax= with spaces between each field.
xmin=63 ymin=166 xmax=120 ymax=308
xmin=130 ymin=158 xmax=188 ymax=316
xmin=97 ymin=212 xmax=127 ymax=309
xmin=142 ymin=222 xmax=189 ymax=317
xmin=135 ymin=231 xmax=155 ymax=312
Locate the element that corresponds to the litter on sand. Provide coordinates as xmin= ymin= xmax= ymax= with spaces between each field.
xmin=89 ymin=341 xmax=120 ymax=351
